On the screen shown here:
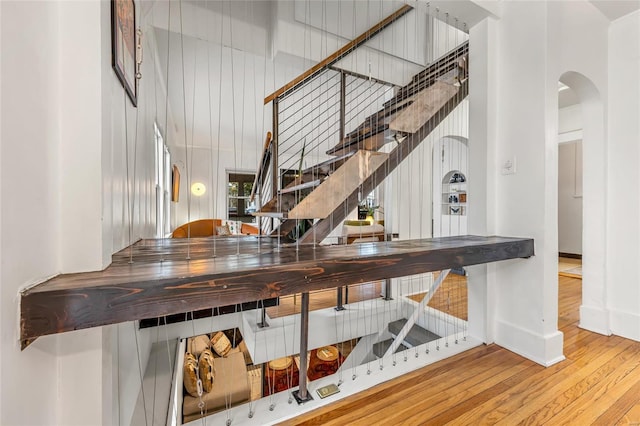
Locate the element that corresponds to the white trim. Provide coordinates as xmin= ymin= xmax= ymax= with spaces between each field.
xmin=609 ymin=308 xmax=639 ymax=341
xmin=495 ymin=320 xmax=565 ymax=367
xmin=579 ymin=304 xmax=611 ymax=336
xmin=558 ymin=129 xmax=583 ymax=144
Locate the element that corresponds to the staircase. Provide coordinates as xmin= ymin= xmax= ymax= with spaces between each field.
xmin=373 ymin=318 xmax=441 ymax=358
xmin=253 ymin=5 xmax=469 ymax=243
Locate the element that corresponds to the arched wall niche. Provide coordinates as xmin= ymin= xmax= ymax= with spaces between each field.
xmin=432 ymin=135 xmax=469 ymax=237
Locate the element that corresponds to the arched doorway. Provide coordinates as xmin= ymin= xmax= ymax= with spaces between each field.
xmin=557 ymin=71 xmax=609 ymax=335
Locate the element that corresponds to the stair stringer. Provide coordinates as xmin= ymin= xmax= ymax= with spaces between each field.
xmin=298 ymin=81 xmax=469 ymax=244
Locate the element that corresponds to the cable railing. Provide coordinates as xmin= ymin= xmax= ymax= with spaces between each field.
xmin=256 ymin=69 xmax=392 ymax=234
xmin=253 ymin=5 xmax=414 ymax=237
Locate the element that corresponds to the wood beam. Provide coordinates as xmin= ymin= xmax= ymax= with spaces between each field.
xmin=20 ymin=235 xmax=532 ymax=348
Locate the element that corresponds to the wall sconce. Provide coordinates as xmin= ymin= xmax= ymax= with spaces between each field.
xmin=191 ymin=182 xmax=206 ymax=197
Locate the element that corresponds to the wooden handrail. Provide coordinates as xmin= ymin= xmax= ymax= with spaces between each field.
xmin=264 ymin=4 xmax=413 ymax=104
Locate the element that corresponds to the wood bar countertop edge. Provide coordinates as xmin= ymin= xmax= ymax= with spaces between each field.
xmin=20 ymin=235 xmax=533 ymax=348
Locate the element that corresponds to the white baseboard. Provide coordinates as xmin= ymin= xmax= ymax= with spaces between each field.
xmin=610 ymin=309 xmax=640 ymax=341
xmin=495 ymin=320 xmax=565 ymax=367
xmin=579 ymin=304 xmax=611 ymax=335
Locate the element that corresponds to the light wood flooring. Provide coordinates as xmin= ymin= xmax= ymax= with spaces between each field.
xmin=278 ymin=272 xmax=640 ymax=425
xmin=559 ymin=256 xmax=583 ymax=279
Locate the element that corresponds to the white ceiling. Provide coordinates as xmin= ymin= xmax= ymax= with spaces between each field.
xmin=589 ymin=0 xmax=640 ymax=21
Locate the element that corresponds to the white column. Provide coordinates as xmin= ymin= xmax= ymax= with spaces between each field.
xmin=467 ymin=16 xmax=498 ymax=344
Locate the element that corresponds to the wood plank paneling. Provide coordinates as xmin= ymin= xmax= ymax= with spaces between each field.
xmin=20 ymin=236 xmax=533 ymax=347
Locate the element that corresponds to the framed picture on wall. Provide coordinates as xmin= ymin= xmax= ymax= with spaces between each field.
xmin=111 ymin=0 xmax=137 ymax=106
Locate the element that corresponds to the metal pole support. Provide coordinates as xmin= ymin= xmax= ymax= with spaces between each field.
xmin=335 ymin=286 xmax=346 ymax=311
xmin=382 ymin=278 xmax=393 ymax=301
xmin=292 ymin=292 xmax=313 ymax=403
xmin=257 ymin=302 xmax=269 ymax=328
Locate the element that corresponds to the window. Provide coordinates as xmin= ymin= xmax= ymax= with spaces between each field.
xmin=155 ymin=123 xmax=171 ymax=237
xmin=227 ymin=172 xmax=256 ymax=223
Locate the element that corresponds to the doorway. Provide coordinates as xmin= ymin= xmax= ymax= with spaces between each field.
xmin=556 ymin=72 xmax=608 ymax=335
xmin=557 ymin=82 xmax=583 ymax=277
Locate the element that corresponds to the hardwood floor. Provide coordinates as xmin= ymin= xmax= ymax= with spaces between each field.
xmin=558 ymin=256 xmax=583 ymax=279
xmin=278 ymin=275 xmax=640 ymax=425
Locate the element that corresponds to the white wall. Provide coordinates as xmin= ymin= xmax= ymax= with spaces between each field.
xmin=468 ymin=0 xmax=611 ymax=365
xmin=494 ymin=1 xmax=565 ymax=365
xmin=607 ymin=10 xmax=640 ymax=341
xmin=1 ymin=3 xmax=61 ymax=424
xmin=1 ymin=1 xmax=160 ymax=424
xmin=467 ymin=16 xmax=499 ymax=344
xmin=551 ymin=2 xmax=610 ymax=337
xmin=155 ymin=26 xmax=306 ymax=225
xmin=106 ymin=21 xmax=158 ymax=255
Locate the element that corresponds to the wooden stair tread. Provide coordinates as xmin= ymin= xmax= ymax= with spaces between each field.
xmin=390 ymin=41 xmax=468 ymax=106
xmin=389 ymin=81 xmax=459 ymax=134
xmin=287 ymin=150 xmax=389 ymax=219
xmin=325 ymin=41 xmax=468 ymax=158
xmin=298 ymin=80 xmax=468 ymax=244
xmin=279 ymin=179 xmax=322 ymax=195
xmin=326 ymin=125 xmax=392 ymax=156
xmin=252 ymin=211 xmax=287 ymax=218
xmin=301 ymin=151 xmax=356 ymax=176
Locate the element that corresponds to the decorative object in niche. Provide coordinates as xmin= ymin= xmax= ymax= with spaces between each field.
xmin=449 ymin=172 xmax=466 ymax=183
